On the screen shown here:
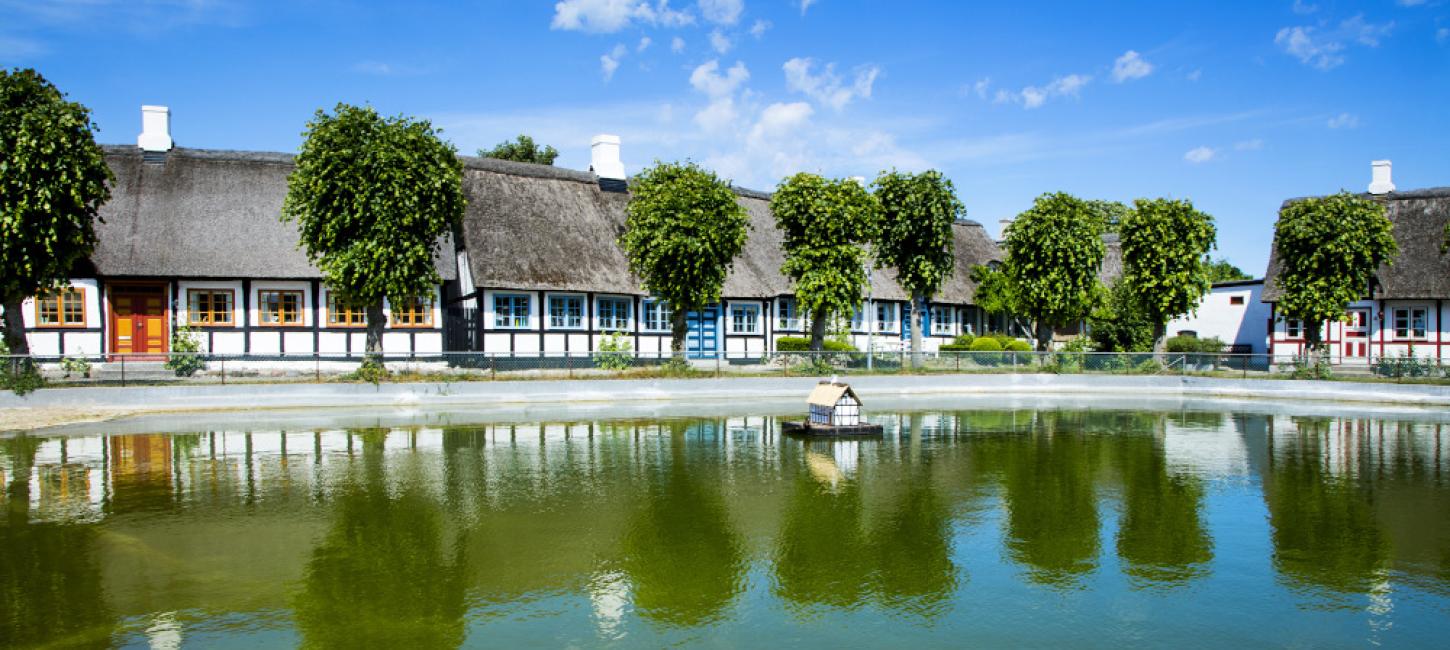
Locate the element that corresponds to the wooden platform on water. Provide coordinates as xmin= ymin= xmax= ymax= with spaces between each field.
xmin=781 ymin=421 xmax=884 ymax=437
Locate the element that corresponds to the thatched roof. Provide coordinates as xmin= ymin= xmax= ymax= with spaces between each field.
xmin=457 ymin=157 xmax=1003 ymax=303
xmin=1262 ymin=188 xmax=1450 ymax=302
xmin=93 ymin=146 xmax=456 ymax=280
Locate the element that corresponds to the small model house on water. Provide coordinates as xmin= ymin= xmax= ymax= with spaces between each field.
xmin=783 ymin=381 xmax=883 ymax=436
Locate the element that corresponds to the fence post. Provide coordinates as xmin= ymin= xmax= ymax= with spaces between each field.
xmin=716 ymin=352 xmax=721 ymax=378
xmin=566 ymin=351 xmax=573 ymax=378
xmin=490 ymin=356 xmax=496 ymax=380
xmin=315 ymin=354 xmax=321 ymax=382
xmin=955 ymin=352 xmax=960 ymax=372
xmin=221 ymin=357 xmax=226 ymax=385
xmin=120 ymin=355 xmax=126 ymax=388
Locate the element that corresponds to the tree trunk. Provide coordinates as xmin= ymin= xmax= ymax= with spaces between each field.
xmin=670 ymin=307 xmax=688 ymax=362
xmin=1035 ymin=320 xmax=1052 ymax=352
xmin=365 ymin=303 xmax=386 ymax=366
xmin=1304 ymin=319 xmax=1323 ymax=358
xmin=910 ymin=292 xmax=924 ymax=367
xmin=809 ymin=307 xmax=828 ymax=352
xmin=2 ymin=300 xmax=30 ymax=357
xmin=1151 ymin=322 xmax=1168 ymax=355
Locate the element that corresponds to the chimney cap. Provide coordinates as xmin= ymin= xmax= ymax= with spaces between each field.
xmin=1368 ymin=159 xmax=1394 ymax=195
xmin=590 ymin=133 xmax=626 ymax=183
xmin=137 ymin=105 xmax=173 ymax=153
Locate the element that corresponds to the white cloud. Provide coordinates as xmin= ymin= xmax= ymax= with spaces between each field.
xmin=1186 ymin=68 xmax=1202 ymax=81
xmin=750 ymin=102 xmax=814 ymax=142
xmin=782 ymin=57 xmax=881 ymax=111
xmin=1292 ymin=0 xmax=1318 ymax=14
xmin=1234 ymin=139 xmax=1264 ymax=151
xmin=699 ymin=0 xmax=743 ymax=25
xmin=709 ymin=29 xmax=732 ymax=54
xmin=1327 ymin=112 xmax=1359 ymax=128
xmin=998 ymin=73 xmax=1091 ymax=109
xmin=551 ymin=0 xmax=694 ymax=33
xmin=600 ymin=44 xmax=627 ymax=81
xmin=671 ymin=36 xmax=686 ymax=53
xmin=1184 ymin=146 xmax=1217 ymax=163
xmin=1438 ymin=27 xmax=1449 ymax=44
xmin=689 ymin=59 xmax=750 ymax=96
xmin=694 ymin=96 xmax=739 ymax=132
xmin=798 ymin=0 xmax=817 ymax=15
xmin=750 ymin=19 xmax=771 ymax=39
xmin=1397 ymin=0 xmax=1426 ymax=6
xmin=1275 ymin=16 xmax=1394 ymax=70
xmin=1111 ymin=50 xmax=1153 ymax=82
xmin=972 ymin=77 xmax=991 ymax=99
xmin=637 ymin=36 xmax=652 ymax=52
xmin=0 ymin=34 xmax=47 ymax=60
xmin=352 ymin=61 xmax=431 ymax=76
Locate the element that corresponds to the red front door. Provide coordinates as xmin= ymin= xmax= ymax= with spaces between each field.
xmin=1343 ymin=309 xmax=1369 ymax=359
xmin=110 ymin=285 xmax=169 ymax=357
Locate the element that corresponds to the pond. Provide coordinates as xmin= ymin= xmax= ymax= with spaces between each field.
xmin=3 ymin=403 xmax=1449 ymax=648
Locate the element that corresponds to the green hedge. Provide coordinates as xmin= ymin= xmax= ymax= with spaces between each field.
xmin=776 ymin=336 xmax=857 ymax=352
xmin=1165 ymin=335 xmax=1225 ymax=354
xmin=968 ymin=338 xmax=1003 ymax=352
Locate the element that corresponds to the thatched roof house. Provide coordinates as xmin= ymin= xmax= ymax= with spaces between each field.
xmin=1262 ymin=186 xmax=1450 ymax=302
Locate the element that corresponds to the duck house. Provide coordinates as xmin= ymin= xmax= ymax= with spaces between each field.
xmin=783 ymin=381 xmax=883 ymax=436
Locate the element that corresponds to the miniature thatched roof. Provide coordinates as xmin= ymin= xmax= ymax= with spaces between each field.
xmin=93 ymin=146 xmax=457 ymax=280
xmin=457 ymin=156 xmax=1004 ymax=303
xmin=1262 ymin=188 xmax=1450 ymax=302
xmin=807 ymin=382 xmax=858 ymax=407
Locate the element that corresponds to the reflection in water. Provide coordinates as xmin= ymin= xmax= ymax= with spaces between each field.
xmin=294 ymin=431 xmax=467 ymax=649
xmin=1 ymin=408 xmax=1449 ymax=646
xmin=620 ymin=422 xmax=746 ymax=627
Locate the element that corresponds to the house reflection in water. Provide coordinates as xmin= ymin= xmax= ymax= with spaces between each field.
xmin=0 ymin=409 xmax=1448 ymax=647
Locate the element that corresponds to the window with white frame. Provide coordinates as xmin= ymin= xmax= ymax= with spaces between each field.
xmin=777 ymin=298 xmax=801 ymax=331
xmin=876 ymin=303 xmax=897 ymax=332
xmin=548 ymin=295 xmax=583 ymax=329
xmin=1393 ymin=307 xmax=1428 ymax=339
xmin=494 ymin=294 xmax=530 ymax=328
xmin=930 ymin=305 xmax=956 ymax=335
xmin=598 ymin=297 xmax=632 ymax=331
xmin=643 ymin=300 xmax=672 ymax=332
xmin=1284 ymin=318 xmax=1303 ymax=339
xmin=731 ymin=303 xmax=760 ymax=334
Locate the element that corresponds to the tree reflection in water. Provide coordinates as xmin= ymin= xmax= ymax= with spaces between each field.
xmin=773 ymin=464 xmax=872 ymax=610
xmin=621 ymin=421 xmax=747 ymax=627
xmin=1266 ymin=417 xmax=1389 ymax=598
xmin=1114 ymin=431 xmax=1212 ymax=587
xmin=294 ymin=430 xmax=467 ymax=649
xmin=1 ymin=436 xmax=113 ymax=648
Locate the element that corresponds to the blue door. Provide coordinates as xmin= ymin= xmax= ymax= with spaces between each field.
xmin=686 ymin=306 xmax=720 ymax=359
xmin=901 ymin=302 xmax=930 ymax=340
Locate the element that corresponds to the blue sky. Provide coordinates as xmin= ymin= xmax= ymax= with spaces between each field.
xmin=4 ymin=0 xmax=1448 ymax=275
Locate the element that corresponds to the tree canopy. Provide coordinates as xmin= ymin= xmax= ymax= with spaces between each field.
xmin=620 ymin=161 xmax=749 ymax=358
xmin=282 ymin=103 xmax=465 ymax=360
xmin=872 ymin=170 xmax=962 ymax=360
xmin=1001 ymin=192 xmax=1106 ymax=350
xmin=0 ymin=68 xmax=113 ymax=358
xmin=1119 ymin=197 xmax=1217 ymax=351
xmin=1204 ymin=257 xmax=1251 ymax=283
xmin=770 ymin=173 xmax=879 ymax=351
xmin=1086 ymin=199 xmax=1131 ymax=234
xmin=479 ymin=134 xmax=559 ymax=166
xmin=1272 ymin=191 xmax=1397 ymax=352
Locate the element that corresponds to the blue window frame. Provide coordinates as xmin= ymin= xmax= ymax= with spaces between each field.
xmin=548 ymin=295 xmax=583 ymax=329
xmin=731 ymin=303 xmax=760 ymax=334
xmin=643 ymin=300 xmax=672 ymax=332
xmin=778 ymin=298 xmax=801 ymax=331
xmin=494 ymin=294 xmax=530 ymax=329
xmin=598 ymin=297 xmax=632 ymax=331
xmin=876 ymin=303 xmax=897 ymax=332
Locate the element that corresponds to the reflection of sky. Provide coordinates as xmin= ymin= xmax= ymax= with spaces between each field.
xmin=1162 ymin=419 xmax=1250 ymax=478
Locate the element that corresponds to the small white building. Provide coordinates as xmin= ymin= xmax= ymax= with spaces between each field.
xmin=1167 ymin=279 xmax=1270 ymax=353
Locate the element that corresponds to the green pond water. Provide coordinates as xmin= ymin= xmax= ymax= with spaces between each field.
xmin=3 ymin=404 xmax=1450 ymax=648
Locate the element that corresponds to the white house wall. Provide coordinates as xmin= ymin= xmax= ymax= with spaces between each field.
xmin=14 ymin=278 xmax=103 ymax=357
xmin=1268 ymin=298 xmax=1450 ymax=362
xmin=1168 ymin=282 xmax=1271 ymax=354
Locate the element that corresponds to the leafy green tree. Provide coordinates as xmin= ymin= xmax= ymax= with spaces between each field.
xmin=770 ymin=173 xmax=880 ymax=351
xmin=1086 ymin=199 xmax=1131 ymax=233
xmin=873 ymin=170 xmax=962 ymax=363
xmin=478 ymin=134 xmax=559 ymax=166
xmin=620 ymin=162 xmax=750 ymax=360
xmin=0 ymin=69 xmax=113 ymax=360
xmin=1120 ymin=198 xmax=1217 ymax=352
xmin=1204 ymin=257 xmax=1250 ymax=283
xmin=1272 ymin=192 xmax=1397 ymax=353
xmin=1088 ymin=281 xmax=1154 ymax=352
xmin=1001 ymin=192 xmax=1106 ymax=351
xmin=282 ymin=104 xmax=465 ymax=367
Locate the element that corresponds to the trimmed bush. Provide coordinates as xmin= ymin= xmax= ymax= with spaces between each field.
xmin=776 ymin=336 xmax=856 ymax=352
xmin=968 ymin=338 xmax=1002 ymax=352
xmin=1005 ymin=339 xmax=1033 ymax=352
xmin=1166 ymin=334 xmax=1225 ymax=354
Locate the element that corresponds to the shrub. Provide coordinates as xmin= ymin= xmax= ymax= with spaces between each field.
xmin=776 ymin=336 xmax=856 ymax=352
xmin=1166 ymin=334 xmax=1225 ymax=354
xmin=596 ymin=331 xmax=633 ymax=371
xmin=165 ymin=325 xmax=208 ymax=377
xmin=1 ymin=358 xmax=44 ymax=395
xmin=968 ymin=338 xmax=1002 ymax=352
xmin=347 ymin=357 xmax=390 ymax=384
xmin=60 ymin=355 xmax=92 ymax=378
xmin=1005 ymin=339 xmax=1033 ymax=352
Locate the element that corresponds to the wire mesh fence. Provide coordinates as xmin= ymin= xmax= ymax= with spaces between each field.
xmin=5 ymin=349 xmax=1448 ymax=388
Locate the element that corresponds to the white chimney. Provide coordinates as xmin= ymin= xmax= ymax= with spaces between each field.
xmin=137 ymin=105 xmax=173 ymax=152
xmin=1368 ymin=159 xmax=1394 ymax=195
xmin=590 ymin=134 xmax=625 ymax=181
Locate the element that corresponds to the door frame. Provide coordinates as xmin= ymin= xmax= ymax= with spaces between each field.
xmin=107 ymin=281 xmax=171 ymax=360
